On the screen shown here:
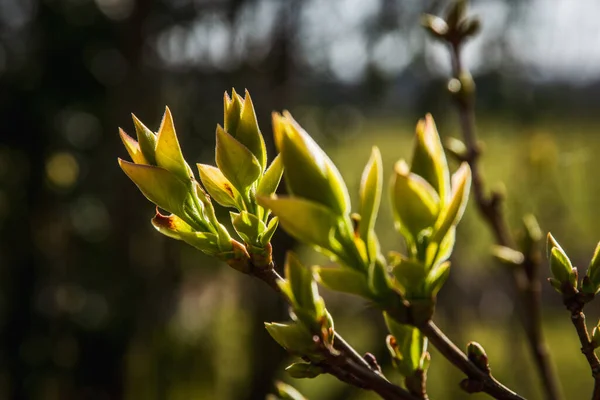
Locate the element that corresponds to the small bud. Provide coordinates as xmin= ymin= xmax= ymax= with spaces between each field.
xmin=445 ymin=0 xmax=467 ymax=30
xmin=586 ymin=241 xmax=600 ymax=294
xmin=547 ymin=233 xmax=574 ymax=288
xmin=458 ymin=17 xmax=481 ymax=39
xmin=591 ymin=322 xmax=600 ymax=348
xmin=549 ymin=246 xmax=573 ymax=286
xmin=467 ymin=341 xmax=490 ymax=374
xmin=421 ymin=14 xmax=449 ymax=40
xmin=491 ymin=245 xmax=524 ymax=266
xmin=444 ymin=136 xmax=468 ymax=161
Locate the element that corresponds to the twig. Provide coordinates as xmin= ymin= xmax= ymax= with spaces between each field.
xmin=563 ymin=290 xmax=600 ymax=400
xmin=254 ymin=267 xmax=419 ymax=400
xmin=419 ymin=320 xmax=525 ymax=400
xmin=447 ymin=39 xmax=561 ymax=400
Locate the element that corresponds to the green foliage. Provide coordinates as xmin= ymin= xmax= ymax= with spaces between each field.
xmin=119 ymin=86 xmax=600 ymax=400
xmin=546 ymin=233 xmax=577 ymax=292
xmin=384 ymin=312 xmax=430 ymax=378
xmin=118 ymin=90 xmax=282 ymax=270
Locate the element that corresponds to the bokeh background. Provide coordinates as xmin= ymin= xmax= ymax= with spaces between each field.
xmin=1 ymin=0 xmax=600 ymax=399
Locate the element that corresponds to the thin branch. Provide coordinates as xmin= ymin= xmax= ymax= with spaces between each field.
xmin=419 ymin=320 xmax=525 ymax=400
xmin=253 ymin=267 xmax=419 ymax=400
xmin=563 ymin=290 xmax=600 ymax=400
xmin=447 ymin=40 xmax=561 ymax=400
xmin=570 ymin=310 xmax=600 ymax=399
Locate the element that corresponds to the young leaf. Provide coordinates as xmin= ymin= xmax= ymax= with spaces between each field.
xmin=549 ymin=246 xmax=573 ymax=284
xmin=273 ymin=381 xmax=308 ymax=400
xmin=197 ymin=163 xmax=241 ymax=208
xmin=384 ymin=313 xmax=427 ymax=375
xmin=131 ymin=113 xmax=157 ymax=165
xmin=411 ymin=114 xmax=450 ymax=203
xmin=264 ymin=322 xmax=317 ymax=355
xmin=368 ymin=259 xmax=391 ymax=299
xmin=359 ymin=147 xmax=383 ymax=242
xmin=425 ymin=227 xmax=455 ymax=267
xmin=259 ymin=217 xmax=279 ymax=246
xmin=431 ymin=162 xmax=471 ymax=243
xmin=224 ymin=89 xmax=267 ymax=171
xmin=118 ymin=159 xmax=207 ymax=230
xmin=257 ymin=195 xmax=340 ymax=253
xmin=546 ymin=232 xmax=566 ymax=260
xmin=119 ymin=128 xmax=148 ymax=165
xmin=257 ymin=154 xmax=284 ymax=197
xmin=215 ymin=124 xmax=262 ymax=194
xmin=391 ymin=160 xmax=440 ymax=240
xmin=313 ymin=266 xmax=372 ymax=298
xmin=285 ymin=252 xmax=320 ymax=314
xmin=424 ymin=261 xmax=451 ymax=298
xmin=391 ymin=256 xmax=427 ymax=294
xmin=285 ymin=362 xmax=323 ymax=379
xmin=155 ymin=107 xmax=192 ymax=180
xmin=272 ymin=111 xmax=350 ymax=216
xmin=152 ymin=212 xmax=223 ymax=255
xmin=587 ymin=241 xmax=600 ymax=290
xmin=231 ymin=211 xmax=266 ymax=245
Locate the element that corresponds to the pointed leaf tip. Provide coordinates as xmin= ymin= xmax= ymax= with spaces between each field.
xmin=155 ymin=106 xmax=191 ymax=180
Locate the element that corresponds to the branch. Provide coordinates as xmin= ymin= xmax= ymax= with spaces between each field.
xmin=563 ymin=291 xmax=600 ymax=400
xmin=446 ymin=37 xmax=561 ymax=400
xmin=254 ymin=267 xmax=419 ymax=400
xmin=419 ymin=320 xmax=525 ymax=400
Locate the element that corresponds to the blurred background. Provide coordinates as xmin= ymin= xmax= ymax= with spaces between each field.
xmin=1 ymin=0 xmax=600 ymax=399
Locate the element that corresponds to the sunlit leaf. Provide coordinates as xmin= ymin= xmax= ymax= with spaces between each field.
xmin=119 ymin=159 xmax=206 ymax=230
xmin=431 ymin=162 xmax=471 ymax=242
xmin=390 ymin=256 xmax=427 ymax=294
xmin=313 ymin=266 xmax=371 ymax=298
xmin=285 ymin=252 xmax=320 ymax=314
xmin=424 ymin=261 xmax=451 ymax=297
xmin=359 ymin=147 xmax=382 ymax=260
xmin=391 ymin=160 xmax=440 ymax=240
xmin=285 ymin=362 xmax=323 ymax=379
xmin=411 ymin=114 xmax=450 ymax=203
xmin=257 ymin=154 xmax=284 ymax=197
xmin=155 ymin=107 xmax=191 ymax=180
xmin=257 ymin=195 xmax=340 ymax=252
xmin=131 ymin=113 xmax=157 ymax=165
xmin=231 ymin=211 xmax=266 ymax=245
xmin=119 ymin=128 xmax=148 ymax=165
xmin=224 ymin=89 xmax=267 ymax=170
xmin=264 ymin=322 xmax=317 ymax=356
xmin=152 ymin=211 xmax=222 ymax=255
xmin=215 ymin=124 xmax=262 ymax=193
xmin=197 ymin=163 xmax=241 ymax=208
xmin=273 ymin=111 xmax=350 ymax=216
xmin=273 ymin=381 xmax=308 ymax=400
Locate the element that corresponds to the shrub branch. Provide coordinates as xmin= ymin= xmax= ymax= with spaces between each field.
xmin=254 ymin=265 xmax=419 ymax=400
xmin=562 ymin=288 xmax=600 ymax=400
xmin=444 ymin=30 xmax=561 ymax=400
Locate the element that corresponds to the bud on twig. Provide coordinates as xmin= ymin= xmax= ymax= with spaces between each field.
xmin=467 ymin=341 xmax=490 ymax=374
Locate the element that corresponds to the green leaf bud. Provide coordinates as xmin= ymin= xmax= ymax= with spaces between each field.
xmin=391 ymin=160 xmax=440 ymax=241
xmin=272 ymin=111 xmax=350 ymax=216
xmin=223 ymin=89 xmax=267 ymax=171
xmin=467 ymin=341 xmax=490 ymax=374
